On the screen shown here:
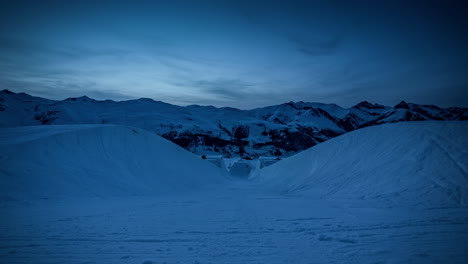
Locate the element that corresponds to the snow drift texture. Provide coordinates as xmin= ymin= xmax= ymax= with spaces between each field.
xmin=257 ymin=121 xmax=468 ymax=207
xmin=0 ymin=125 xmax=224 ymax=200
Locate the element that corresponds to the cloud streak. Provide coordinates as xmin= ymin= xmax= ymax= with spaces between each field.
xmin=289 ymin=35 xmax=343 ymax=56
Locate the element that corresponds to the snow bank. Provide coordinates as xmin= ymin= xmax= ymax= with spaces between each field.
xmin=0 ymin=125 xmax=225 ymax=200
xmin=256 ymin=121 xmax=468 ymax=207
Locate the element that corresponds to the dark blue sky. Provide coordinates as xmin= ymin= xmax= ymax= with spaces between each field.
xmin=0 ymin=0 xmax=467 ymax=108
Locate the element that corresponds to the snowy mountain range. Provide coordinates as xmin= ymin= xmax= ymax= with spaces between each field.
xmin=1 ymin=89 xmax=466 ymax=157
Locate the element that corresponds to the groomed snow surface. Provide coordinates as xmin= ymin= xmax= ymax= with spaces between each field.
xmin=1 ymin=121 xmax=468 ymax=263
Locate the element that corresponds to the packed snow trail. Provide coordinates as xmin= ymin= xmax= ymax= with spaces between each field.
xmin=0 ymin=125 xmax=225 ymax=200
xmin=1 ymin=182 xmax=467 ymax=264
xmin=256 ymin=121 xmax=468 ymax=208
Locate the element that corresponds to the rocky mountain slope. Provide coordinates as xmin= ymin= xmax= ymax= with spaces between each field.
xmin=1 ymin=89 xmax=466 ymax=157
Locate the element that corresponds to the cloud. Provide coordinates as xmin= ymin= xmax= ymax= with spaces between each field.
xmin=0 ymin=75 xmax=134 ymax=101
xmin=0 ymin=36 xmax=137 ymax=101
xmin=289 ymin=35 xmax=343 ymax=56
xmin=158 ymin=77 xmax=275 ymax=108
xmin=0 ymin=37 xmax=132 ymax=65
xmin=191 ymin=78 xmax=256 ymax=100
xmin=171 ymin=78 xmax=331 ymax=109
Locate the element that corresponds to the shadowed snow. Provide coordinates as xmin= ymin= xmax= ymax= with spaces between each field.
xmin=256 ymin=121 xmax=468 ymax=207
xmin=0 ymin=125 xmax=225 ymax=200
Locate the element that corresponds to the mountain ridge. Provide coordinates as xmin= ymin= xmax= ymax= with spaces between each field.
xmin=1 ymin=89 xmax=466 ymax=157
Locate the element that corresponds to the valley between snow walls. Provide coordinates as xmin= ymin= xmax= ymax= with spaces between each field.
xmin=0 ymin=121 xmax=467 ymax=263
xmin=1 ymin=121 xmax=467 ymax=208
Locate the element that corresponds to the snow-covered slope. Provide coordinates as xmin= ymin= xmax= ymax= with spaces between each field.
xmin=256 ymin=121 xmax=468 ymax=207
xmin=0 ymin=125 xmax=224 ymax=200
xmin=1 ymin=89 xmax=466 ymax=158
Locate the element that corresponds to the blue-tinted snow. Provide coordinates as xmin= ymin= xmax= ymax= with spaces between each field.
xmin=0 ymin=122 xmax=467 ymax=263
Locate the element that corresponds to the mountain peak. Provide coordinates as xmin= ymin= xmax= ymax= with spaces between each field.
xmin=1 ymin=89 xmax=15 ymax=95
xmin=394 ymin=101 xmax=410 ymax=109
xmin=354 ymin=101 xmax=386 ymax=110
xmin=65 ymin=96 xmax=94 ymax=102
xmin=132 ymin=98 xmax=156 ymax=103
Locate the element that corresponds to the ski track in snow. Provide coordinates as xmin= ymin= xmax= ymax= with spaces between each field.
xmin=1 ymin=182 xmax=467 ymax=264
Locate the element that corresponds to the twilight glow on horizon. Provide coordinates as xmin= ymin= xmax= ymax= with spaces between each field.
xmin=0 ymin=0 xmax=467 ymax=109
